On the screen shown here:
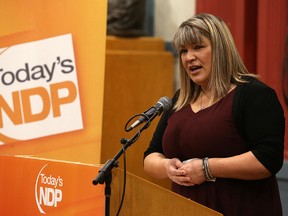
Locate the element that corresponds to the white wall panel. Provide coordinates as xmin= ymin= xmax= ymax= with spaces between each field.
xmin=154 ymin=0 xmax=196 ymax=41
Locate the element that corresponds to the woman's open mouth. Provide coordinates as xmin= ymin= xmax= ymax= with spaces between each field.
xmin=189 ymin=65 xmax=202 ymax=73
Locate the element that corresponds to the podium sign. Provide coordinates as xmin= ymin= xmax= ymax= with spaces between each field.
xmin=0 ymin=155 xmax=104 ymax=215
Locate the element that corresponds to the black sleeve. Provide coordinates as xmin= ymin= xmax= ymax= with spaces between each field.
xmin=143 ymin=90 xmax=180 ymax=159
xmin=233 ymin=80 xmax=285 ymax=175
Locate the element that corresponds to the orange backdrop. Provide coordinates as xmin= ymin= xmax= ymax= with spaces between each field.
xmin=0 ymin=0 xmax=107 ymax=164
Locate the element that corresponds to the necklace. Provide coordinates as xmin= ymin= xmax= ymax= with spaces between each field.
xmin=200 ymin=92 xmax=211 ymax=110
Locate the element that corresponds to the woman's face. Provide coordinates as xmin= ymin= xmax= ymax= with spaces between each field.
xmin=180 ymin=37 xmax=212 ymax=89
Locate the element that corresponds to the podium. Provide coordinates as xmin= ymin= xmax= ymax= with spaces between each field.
xmin=0 ymin=155 xmax=222 ymax=215
xmin=110 ymin=169 xmax=223 ymax=216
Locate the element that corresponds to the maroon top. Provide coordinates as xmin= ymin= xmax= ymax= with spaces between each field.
xmin=162 ymin=90 xmax=282 ymax=216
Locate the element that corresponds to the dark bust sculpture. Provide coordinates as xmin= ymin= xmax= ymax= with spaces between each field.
xmin=107 ymin=0 xmax=146 ymax=37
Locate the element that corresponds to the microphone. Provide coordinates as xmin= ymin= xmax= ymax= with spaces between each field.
xmin=127 ymin=96 xmax=172 ymax=131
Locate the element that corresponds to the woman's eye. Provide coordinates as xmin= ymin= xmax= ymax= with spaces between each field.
xmin=195 ymin=45 xmax=203 ymax=49
xmin=180 ymin=49 xmax=187 ymax=54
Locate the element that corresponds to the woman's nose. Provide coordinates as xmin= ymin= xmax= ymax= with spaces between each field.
xmin=186 ymin=50 xmax=197 ymax=61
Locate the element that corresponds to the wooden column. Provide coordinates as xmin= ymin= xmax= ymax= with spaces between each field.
xmin=101 ymin=36 xmax=174 ymax=189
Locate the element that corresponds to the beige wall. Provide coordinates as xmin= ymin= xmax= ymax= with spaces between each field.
xmin=154 ymin=0 xmax=196 ymax=41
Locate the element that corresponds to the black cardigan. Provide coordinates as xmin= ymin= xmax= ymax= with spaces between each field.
xmin=144 ymin=78 xmax=285 ymax=175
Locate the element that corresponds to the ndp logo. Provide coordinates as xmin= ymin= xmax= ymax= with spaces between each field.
xmin=35 ymin=164 xmax=63 ymax=214
xmin=0 ymin=34 xmax=83 ymax=144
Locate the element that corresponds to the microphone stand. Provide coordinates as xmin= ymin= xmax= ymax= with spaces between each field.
xmin=92 ymin=112 xmax=159 ymax=216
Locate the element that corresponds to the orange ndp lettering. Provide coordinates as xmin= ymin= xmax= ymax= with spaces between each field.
xmin=0 ymin=81 xmax=77 ymax=128
xmin=0 ymin=92 xmax=22 ymax=128
xmin=21 ymin=87 xmax=50 ymax=123
xmin=50 ymin=81 xmax=77 ymax=117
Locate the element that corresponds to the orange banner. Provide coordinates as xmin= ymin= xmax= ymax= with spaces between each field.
xmin=0 ymin=0 xmax=107 ymax=164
